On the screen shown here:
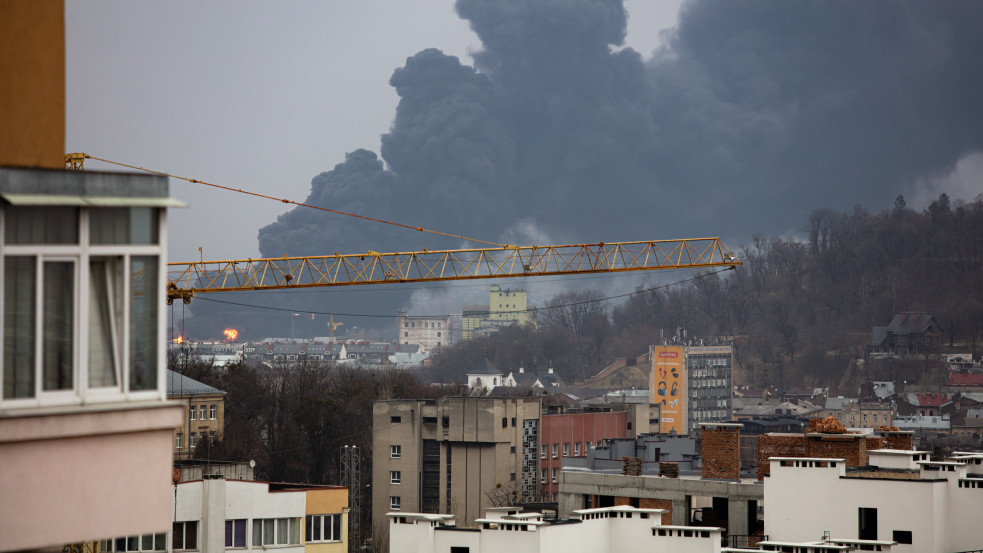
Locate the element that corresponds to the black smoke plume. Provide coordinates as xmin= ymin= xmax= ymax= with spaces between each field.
xmin=192 ymin=0 xmax=983 ymax=340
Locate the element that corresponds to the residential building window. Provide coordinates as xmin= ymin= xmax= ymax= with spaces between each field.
xmin=391 ymin=445 xmax=402 ymax=458
xmin=873 ymin=414 xmax=878 ymax=422
xmin=391 ymin=471 xmax=401 ymax=484
xmin=175 ymin=432 xmax=183 ymax=449
xmin=563 ymin=443 xmax=568 ymax=457
xmin=306 ymin=514 xmax=342 ymax=542
xmin=437 ymin=332 xmax=442 ymax=337
xmin=541 ymin=444 xmax=547 ymax=459
xmin=189 ymin=405 xmax=196 ymax=420
xmin=102 ymin=533 xmax=166 ymax=552
xmin=502 ymin=417 xmax=507 ymax=428
xmin=552 ymin=444 xmax=558 ymax=458
xmin=189 ymin=432 xmax=196 ymax=449
xmin=2 ymin=205 xmax=165 ymax=406
xmin=404 ymin=332 xmax=408 ymax=337
xmin=510 ymin=472 xmax=516 ymax=481
xmin=574 ymin=442 xmax=580 ymax=456
xmin=390 ymin=496 xmax=401 ymax=511
xmin=251 ymin=518 xmax=300 ymax=546
xmin=511 ymin=417 xmax=516 ymax=426
xmin=209 ymin=405 xmax=216 ymax=419
xmin=552 ymin=468 xmax=558 ymax=483
xmin=172 ymin=521 xmax=199 ymax=550
xmin=892 ymin=530 xmax=912 ymax=544
xmin=391 ymin=416 xmax=401 ymax=423
xmin=541 ymin=468 xmax=546 ymax=483
xmin=224 ymin=519 xmax=246 ymax=548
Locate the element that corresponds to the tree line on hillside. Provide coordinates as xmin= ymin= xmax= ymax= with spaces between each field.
xmin=429 ymin=195 xmax=983 ymax=388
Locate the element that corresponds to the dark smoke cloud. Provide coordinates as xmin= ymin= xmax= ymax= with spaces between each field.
xmin=243 ymin=0 xmax=983 ymax=336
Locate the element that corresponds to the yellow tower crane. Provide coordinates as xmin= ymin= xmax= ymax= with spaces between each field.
xmin=165 ymin=238 xmax=741 ymax=303
xmin=64 ymin=153 xmax=742 ymax=302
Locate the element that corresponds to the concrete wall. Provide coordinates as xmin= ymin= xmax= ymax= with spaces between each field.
xmin=765 ymin=457 xmax=943 ymax=553
xmin=0 ymin=404 xmax=181 ymax=552
xmin=0 ymin=0 xmax=65 ymax=169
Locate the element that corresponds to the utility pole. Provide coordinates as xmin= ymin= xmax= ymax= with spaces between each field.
xmin=340 ymin=445 xmax=361 ymax=553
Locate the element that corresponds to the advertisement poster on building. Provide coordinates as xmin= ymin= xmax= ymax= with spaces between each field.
xmin=651 ymin=345 xmax=685 ymax=434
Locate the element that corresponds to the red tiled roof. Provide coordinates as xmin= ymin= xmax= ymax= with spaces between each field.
xmin=948 ymin=373 xmax=983 ymax=387
xmin=915 ymin=393 xmax=950 ymax=406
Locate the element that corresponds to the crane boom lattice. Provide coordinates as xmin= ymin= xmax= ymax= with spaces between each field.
xmin=166 ymin=238 xmax=741 ymax=303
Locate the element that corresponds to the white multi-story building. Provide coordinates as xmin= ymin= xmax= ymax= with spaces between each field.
xmin=398 ymin=311 xmax=450 ymax=352
xmin=99 ymin=476 xmax=349 ymax=553
xmin=389 ymin=506 xmax=724 ymax=553
xmin=765 ymin=450 xmax=983 ymax=553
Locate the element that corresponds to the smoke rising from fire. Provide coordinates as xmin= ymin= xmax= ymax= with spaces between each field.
xmin=208 ymin=0 xmax=983 ymax=337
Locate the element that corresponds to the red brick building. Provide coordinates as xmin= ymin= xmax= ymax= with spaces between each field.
xmin=540 ymin=410 xmax=629 ymax=501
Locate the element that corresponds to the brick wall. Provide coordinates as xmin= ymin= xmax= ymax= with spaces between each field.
xmin=804 ymin=434 xmax=866 ymax=467
xmin=639 ymin=498 xmax=674 ymax=525
xmin=757 ymin=434 xmax=805 ymax=480
xmin=702 ymin=426 xmax=741 ymax=480
xmin=880 ymin=431 xmax=913 ymax=450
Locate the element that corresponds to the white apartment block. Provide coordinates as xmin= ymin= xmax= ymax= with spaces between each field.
xmin=765 ymin=450 xmax=983 ymax=553
xmin=398 ymin=311 xmax=450 ymax=352
xmin=99 ymin=476 xmax=349 ymax=553
xmin=389 ymin=506 xmax=724 ymax=553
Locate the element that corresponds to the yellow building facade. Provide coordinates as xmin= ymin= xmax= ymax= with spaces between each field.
xmin=461 ymin=285 xmax=535 ymax=340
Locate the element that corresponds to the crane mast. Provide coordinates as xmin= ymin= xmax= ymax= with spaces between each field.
xmin=166 ymin=238 xmax=741 ymax=304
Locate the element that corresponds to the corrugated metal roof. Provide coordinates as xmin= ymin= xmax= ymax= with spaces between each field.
xmin=167 ymin=370 xmax=225 ymax=396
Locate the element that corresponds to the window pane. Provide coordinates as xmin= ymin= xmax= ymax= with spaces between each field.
xmin=43 ymin=261 xmax=74 ymax=391
xmin=129 ymin=256 xmax=158 ymax=390
xmin=172 ymin=523 xmax=184 ymax=549
xmin=277 ymin=518 xmax=288 ymax=544
xmin=116 ymin=538 xmax=126 ymax=552
xmin=184 ymin=522 xmax=197 ymax=550
xmin=89 ymin=258 xmax=121 ymax=387
xmin=225 ymin=520 xmax=233 ymax=547
xmin=252 ymin=520 xmax=262 ymax=546
xmin=90 ymin=207 xmax=159 ymax=245
xmin=310 ymin=515 xmax=319 ymax=541
xmin=142 ymin=534 xmax=153 ymax=551
xmin=234 ymin=519 xmax=246 ymax=547
xmin=289 ymin=518 xmax=299 ymax=544
xmin=263 ymin=519 xmax=274 ymax=545
xmin=332 ymin=514 xmax=341 ymax=541
xmin=153 ymin=533 xmax=166 ymax=551
xmin=3 ymin=256 xmax=35 ymax=398
xmin=3 ymin=206 xmax=78 ymax=244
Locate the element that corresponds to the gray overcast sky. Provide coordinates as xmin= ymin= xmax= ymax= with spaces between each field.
xmin=66 ymin=0 xmax=682 ymax=264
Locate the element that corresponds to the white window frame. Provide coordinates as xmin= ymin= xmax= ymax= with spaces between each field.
xmin=0 ymin=206 xmax=168 ymax=409
xmin=563 ymin=443 xmax=568 ymax=457
xmin=175 ymin=432 xmax=183 ymax=449
xmin=189 ymin=432 xmax=196 ymax=449
xmin=391 ymin=444 xmax=401 ymax=458
xmin=189 ymin=405 xmax=196 ymax=420
xmin=172 ymin=521 xmax=198 ymax=551
xmin=199 ymin=405 xmax=207 ymax=420
xmin=391 ymin=470 xmax=401 ymax=485
xmin=251 ymin=518 xmax=300 ymax=546
xmin=210 ymin=404 xmax=217 ymax=419
xmin=574 ymin=442 xmax=580 ymax=456
xmin=541 ymin=444 xmax=546 ymax=459
xmin=390 ymin=496 xmax=401 ymax=511
xmin=552 ymin=468 xmax=558 ymax=483
xmin=305 ymin=514 xmax=342 ymax=543
xmin=552 ymin=444 xmax=558 ymax=458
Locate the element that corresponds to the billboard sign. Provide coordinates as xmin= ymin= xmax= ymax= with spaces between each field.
xmin=651 ymin=345 xmax=685 ymax=434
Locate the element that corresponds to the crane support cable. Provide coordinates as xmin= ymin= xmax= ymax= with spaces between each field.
xmin=166 ymin=238 xmax=742 ymax=303
xmin=68 ymin=153 xmax=508 ymax=248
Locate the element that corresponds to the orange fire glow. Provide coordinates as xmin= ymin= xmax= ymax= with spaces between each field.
xmin=223 ymin=329 xmax=238 ymax=341
xmin=173 ymin=336 xmax=184 ymax=344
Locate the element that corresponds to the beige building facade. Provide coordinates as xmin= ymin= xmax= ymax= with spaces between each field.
xmin=396 ymin=311 xmax=450 ymax=351
xmin=462 ymin=285 xmax=536 ymax=340
xmin=372 ymin=397 xmax=543 ymax=531
xmin=168 ymin=371 xmax=226 ymax=460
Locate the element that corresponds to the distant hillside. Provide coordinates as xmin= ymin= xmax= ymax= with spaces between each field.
xmin=428 ymin=195 xmax=983 ymax=390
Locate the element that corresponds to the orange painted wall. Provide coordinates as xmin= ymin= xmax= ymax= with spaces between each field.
xmin=0 ymin=0 xmax=65 ymax=168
